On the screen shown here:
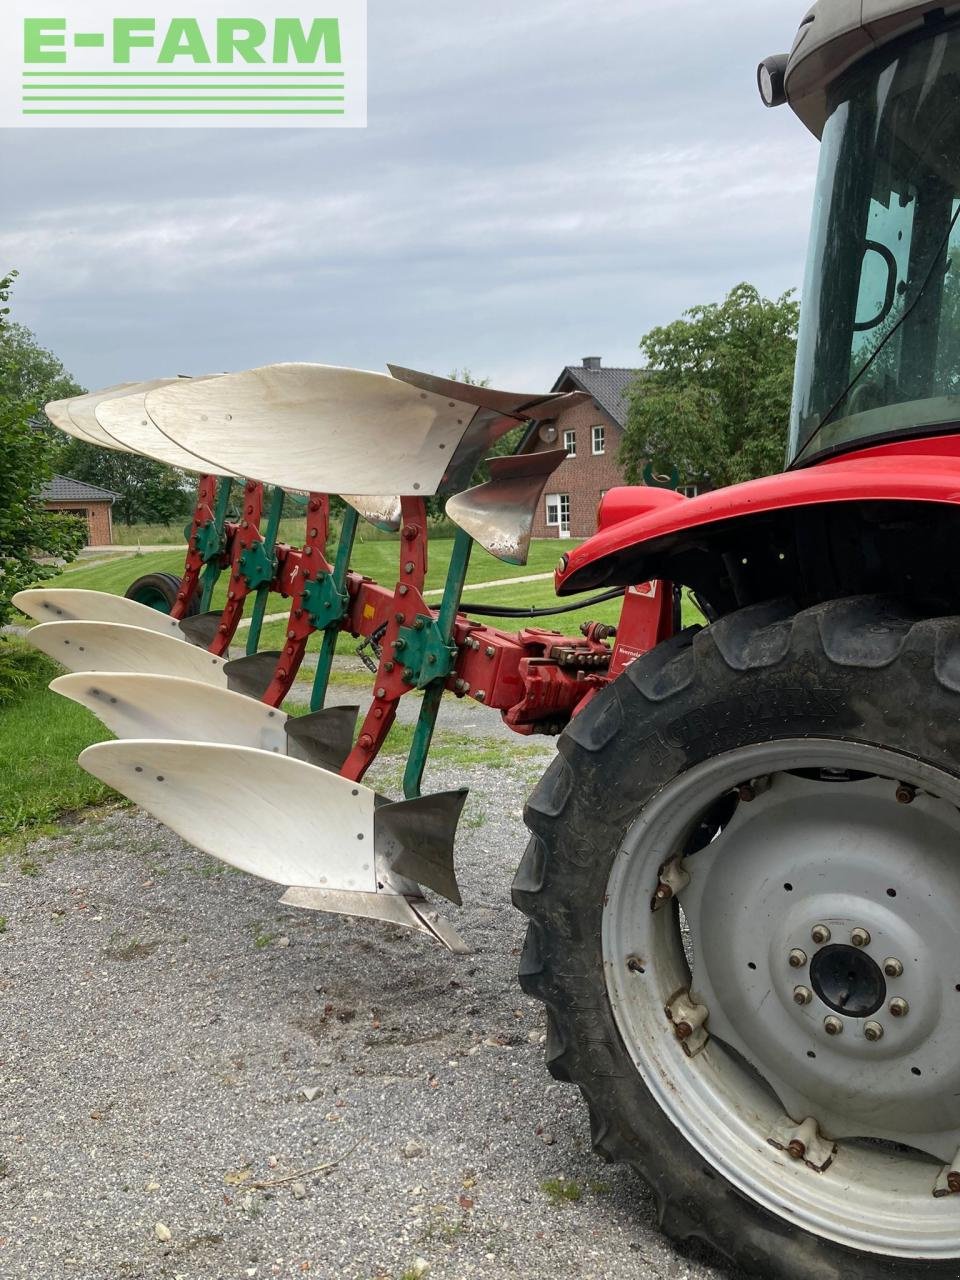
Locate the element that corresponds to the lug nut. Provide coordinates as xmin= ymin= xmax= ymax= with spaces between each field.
xmin=788 ymin=949 xmax=808 ymax=969
xmin=896 ymin=783 xmax=916 ymax=804
xmin=890 ymin=998 xmax=909 ymax=1018
xmin=811 ymin=924 xmax=831 ymax=945
xmin=864 ymin=1021 xmax=884 ymax=1042
xmin=824 ymin=1016 xmax=844 ymax=1036
xmin=674 ymin=1021 xmax=694 ymax=1042
xmin=786 ymin=1140 xmax=806 ymax=1161
xmin=793 ymin=986 xmax=813 ymax=1006
xmin=948 ymin=1172 xmax=960 ymax=1195
xmin=884 ymin=958 xmax=904 ymax=979
xmin=851 ymin=927 xmax=871 ymax=948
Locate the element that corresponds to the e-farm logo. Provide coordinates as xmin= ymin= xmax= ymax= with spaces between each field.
xmin=0 ymin=1 xmax=366 ymax=127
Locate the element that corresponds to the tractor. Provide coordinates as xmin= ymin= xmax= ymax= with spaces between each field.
xmin=14 ymin=0 xmax=960 ymax=1273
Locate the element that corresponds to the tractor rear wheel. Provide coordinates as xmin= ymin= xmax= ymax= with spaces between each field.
xmin=124 ymin=572 xmax=198 ymax=617
xmin=514 ymin=597 xmax=960 ymax=1278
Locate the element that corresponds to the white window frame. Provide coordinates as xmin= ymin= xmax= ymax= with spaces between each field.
xmin=591 ymin=424 xmax=606 ymax=455
xmin=563 ymin=429 xmax=577 ymax=457
xmin=545 ymin=493 xmax=571 ymax=535
xmin=680 ymin=484 xmax=700 ymax=498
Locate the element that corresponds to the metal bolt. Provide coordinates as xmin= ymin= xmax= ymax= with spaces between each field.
xmin=896 ymin=783 xmax=916 ymax=805
xmin=375 ymin=688 xmax=386 ymax=700
xmin=402 ymin=525 xmax=417 ymax=541
xmin=395 ymin=612 xmax=406 ymax=624
xmin=403 ymin=668 xmax=416 ymax=683
xmin=414 ymin=619 xmax=425 ymax=631
xmin=793 ymin=986 xmax=813 ymax=1006
xmin=864 ymin=1022 xmax=884 ymax=1042
xmin=475 ymin=690 xmax=486 ymax=703
xmin=738 ymin=782 xmax=756 ymax=802
xmin=824 ymin=1016 xmax=844 ymax=1036
xmin=786 ymin=1140 xmax=806 ymax=1161
xmin=654 ymin=883 xmax=673 ymax=904
xmin=788 ymin=949 xmax=808 ymax=969
xmin=884 ymin=958 xmax=904 ymax=979
xmin=851 ymin=927 xmax=871 ymax=948
xmin=674 ymin=1022 xmax=694 ymax=1042
xmin=398 ymin=585 xmax=409 ymax=597
xmin=626 ymin=956 xmax=645 ymax=974
xmin=485 ymin=646 xmax=495 ymax=658
xmin=358 ymin=734 xmax=373 ymax=750
xmin=404 ymin=561 xmax=415 ymax=574
xmin=385 ymin=662 xmax=395 ymax=673
xmin=393 ymin=638 xmax=406 ymax=651
xmin=949 ymin=1172 xmax=960 ymax=1195
xmin=811 ymin=924 xmax=831 ymax=945
xmin=890 ymin=998 xmax=909 ymax=1018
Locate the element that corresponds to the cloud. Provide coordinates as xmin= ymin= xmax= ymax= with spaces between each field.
xmin=0 ymin=0 xmax=817 ymax=390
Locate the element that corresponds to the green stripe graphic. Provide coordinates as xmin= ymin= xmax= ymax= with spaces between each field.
xmin=24 ymin=95 xmax=345 ymax=101
xmin=23 ymin=108 xmax=347 ymax=114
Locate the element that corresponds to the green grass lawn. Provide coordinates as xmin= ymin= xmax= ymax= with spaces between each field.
xmin=0 ymin=642 xmax=115 ymax=851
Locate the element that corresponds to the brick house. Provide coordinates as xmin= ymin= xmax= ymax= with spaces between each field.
xmin=522 ymin=357 xmax=640 ymax=539
xmin=40 ymin=474 xmax=118 ymax=546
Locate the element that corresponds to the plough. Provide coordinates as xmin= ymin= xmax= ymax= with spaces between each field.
xmin=17 ymin=363 xmax=670 ymax=952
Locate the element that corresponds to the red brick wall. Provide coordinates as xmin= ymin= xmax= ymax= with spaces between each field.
xmin=45 ymin=500 xmax=114 ymax=546
xmin=526 ymin=400 xmax=628 ymax=539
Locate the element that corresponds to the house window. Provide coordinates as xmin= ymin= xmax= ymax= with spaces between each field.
xmin=592 ymin=425 xmax=606 ymax=455
xmin=563 ymin=429 xmax=577 ymax=457
xmin=545 ymin=493 xmax=571 ymax=534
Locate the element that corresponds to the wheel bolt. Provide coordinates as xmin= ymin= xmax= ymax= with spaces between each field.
xmin=788 ymin=949 xmax=808 ymax=969
xmin=793 ymin=986 xmax=813 ymax=1006
xmin=811 ymin=924 xmax=831 ymax=945
xmin=851 ymin=927 xmax=871 ymax=948
xmin=674 ymin=1021 xmax=694 ymax=1042
xmin=884 ymin=958 xmax=904 ymax=979
xmin=654 ymin=883 xmax=673 ymax=903
xmin=890 ymin=998 xmax=909 ymax=1018
xmin=948 ymin=1172 xmax=960 ymax=1195
xmin=824 ymin=1016 xmax=844 ymax=1036
xmin=786 ymin=1140 xmax=806 ymax=1161
xmin=864 ymin=1021 xmax=884 ymax=1042
xmin=896 ymin=783 xmax=916 ymax=804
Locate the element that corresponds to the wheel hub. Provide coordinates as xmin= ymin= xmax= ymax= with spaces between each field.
xmin=809 ymin=944 xmax=886 ymax=1018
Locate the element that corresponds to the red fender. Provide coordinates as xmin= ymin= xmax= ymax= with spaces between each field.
xmin=556 ymin=436 xmax=960 ymax=595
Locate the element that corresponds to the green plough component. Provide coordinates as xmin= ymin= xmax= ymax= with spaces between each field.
xmin=193 ymin=518 xmax=225 ymax=563
xmin=302 ymin=571 xmax=349 ymax=630
xmin=238 ymin=540 xmax=276 ymax=592
xmin=394 ymin=615 xmax=458 ymax=690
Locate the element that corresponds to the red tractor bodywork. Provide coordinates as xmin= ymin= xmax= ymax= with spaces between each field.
xmin=557 ymin=435 xmax=960 ymax=618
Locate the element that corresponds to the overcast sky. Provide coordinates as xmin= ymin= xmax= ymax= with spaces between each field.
xmin=0 ymin=0 xmax=818 ymax=394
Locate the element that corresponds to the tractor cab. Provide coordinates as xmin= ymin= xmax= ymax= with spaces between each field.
xmin=785 ymin=14 xmax=960 ymax=466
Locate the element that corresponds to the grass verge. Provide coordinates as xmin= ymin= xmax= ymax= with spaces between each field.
xmin=0 ymin=640 xmax=116 ymax=853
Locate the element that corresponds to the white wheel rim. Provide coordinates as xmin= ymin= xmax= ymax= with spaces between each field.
xmin=602 ymin=738 xmax=960 ymax=1260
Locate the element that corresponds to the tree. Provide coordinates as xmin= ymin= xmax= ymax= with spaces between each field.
xmin=621 ymin=283 xmax=800 ymax=490
xmin=56 ymin=437 xmax=194 ymax=527
xmin=0 ymin=271 xmax=86 ymax=626
xmin=0 ymin=304 xmax=193 ymax=529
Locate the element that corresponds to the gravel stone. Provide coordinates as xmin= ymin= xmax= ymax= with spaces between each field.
xmin=0 ymin=701 xmax=741 ymax=1280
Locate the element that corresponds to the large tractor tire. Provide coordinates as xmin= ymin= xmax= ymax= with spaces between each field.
xmin=124 ymin=572 xmax=198 ymax=617
xmin=514 ymin=596 xmax=960 ymax=1279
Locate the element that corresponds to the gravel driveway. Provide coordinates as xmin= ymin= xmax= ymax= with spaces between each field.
xmin=0 ymin=690 xmax=740 ymax=1280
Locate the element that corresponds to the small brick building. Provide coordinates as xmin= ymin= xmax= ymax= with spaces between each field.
xmin=40 ymin=474 xmax=118 ymax=546
xmin=523 ymin=357 xmax=640 ymax=539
